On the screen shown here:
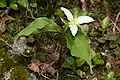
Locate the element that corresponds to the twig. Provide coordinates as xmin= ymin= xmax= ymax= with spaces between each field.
xmin=38 ymin=43 xmax=60 ymax=80
xmin=115 ymin=12 xmax=120 ymax=23
xmin=21 ymin=53 xmax=30 ymax=57
xmin=38 ymin=72 xmax=51 ymax=80
xmin=27 ymin=8 xmax=35 ymax=19
xmin=112 ymin=12 xmax=120 ymax=34
xmin=40 ymin=73 xmax=51 ymax=80
xmin=39 ymin=55 xmax=59 ymax=80
xmin=40 ymin=64 xmax=52 ymax=80
xmin=26 ymin=4 xmax=35 ymax=19
xmin=109 ymin=16 xmax=120 ymax=33
xmin=110 ymin=19 xmax=120 ymax=33
xmin=56 ymin=71 xmax=59 ymax=80
xmin=0 ymin=38 xmax=12 ymax=47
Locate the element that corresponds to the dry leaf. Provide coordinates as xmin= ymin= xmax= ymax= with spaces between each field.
xmin=0 ymin=20 xmax=6 ymax=33
xmin=28 ymin=63 xmax=40 ymax=73
xmin=28 ymin=60 xmax=56 ymax=75
xmin=0 ymin=15 xmax=14 ymax=33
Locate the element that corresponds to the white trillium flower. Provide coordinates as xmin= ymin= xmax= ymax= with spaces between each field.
xmin=61 ymin=7 xmax=94 ymax=36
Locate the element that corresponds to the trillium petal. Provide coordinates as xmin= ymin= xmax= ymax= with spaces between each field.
xmin=76 ymin=16 xmax=94 ymax=24
xmin=69 ymin=25 xmax=78 ymax=36
xmin=61 ymin=7 xmax=73 ymax=21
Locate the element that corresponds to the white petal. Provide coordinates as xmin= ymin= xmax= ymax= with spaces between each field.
xmin=69 ymin=25 xmax=78 ymax=36
xmin=76 ymin=16 xmax=94 ymax=24
xmin=61 ymin=7 xmax=73 ymax=21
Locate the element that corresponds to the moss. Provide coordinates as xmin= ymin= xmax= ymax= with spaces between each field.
xmin=11 ymin=67 xmax=29 ymax=80
xmin=0 ymin=48 xmax=14 ymax=78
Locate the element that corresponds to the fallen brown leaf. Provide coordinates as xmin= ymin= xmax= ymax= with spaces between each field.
xmin=28 ymin=60 xmax=56 ymax=75
xmin=28 ymin=62 xmax=40 ymax=73
xmin=0 ymin=20 xmax=6 ymax=33
xmin=0 ymin=15 xmax=14 ymax=33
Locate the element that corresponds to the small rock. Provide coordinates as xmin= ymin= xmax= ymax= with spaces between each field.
xmin=10 ymin=37 xmax=27 ymax=55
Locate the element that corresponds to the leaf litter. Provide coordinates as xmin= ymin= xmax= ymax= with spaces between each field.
xmin=0 ymin=14 xmax=14 ymax=33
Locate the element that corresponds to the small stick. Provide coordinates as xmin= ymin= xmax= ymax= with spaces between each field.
xmin=109 ymin=17 xmax=120 ymax=33
xmin=112 ymin=12 xmax=120 ymax=34
xmin=115 ymin=12 xmax=120 ymax=23
xmin=0 ymin=38 xmax=12 ymax=47
xmin=39 ymin=64 xmax=51 ymax=80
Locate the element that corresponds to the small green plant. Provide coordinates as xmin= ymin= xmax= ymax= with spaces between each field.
xmin=101 ymin=16 xmax=110 ymax=29
xmin=15 ymin=7 xmax=95 ymax=71
xmin=0 ymin=0 xmax=36 ymax=10
xmin=104 ymin=62 xmax=116 ymax=80
xmin=61 ymin=7 xmax=95 ymax=70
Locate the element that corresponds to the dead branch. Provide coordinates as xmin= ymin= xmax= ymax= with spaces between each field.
xmin=109 ymin=12 xmax=120 ymax=34
xmin=0 ymin=38 xmax=12 ymax=47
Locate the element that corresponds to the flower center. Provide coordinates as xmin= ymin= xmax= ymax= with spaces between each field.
xmin=69 ymin=18 xmax=78 ymax=26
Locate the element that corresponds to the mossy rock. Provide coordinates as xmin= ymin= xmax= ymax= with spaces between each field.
xmin=11 ymin=67 xmax=29 ymax=80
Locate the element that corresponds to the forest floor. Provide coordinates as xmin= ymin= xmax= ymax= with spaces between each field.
xmin=0 ymin=0 xmax=120 ymax=80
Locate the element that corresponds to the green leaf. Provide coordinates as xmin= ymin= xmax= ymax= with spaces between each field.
xmin=71 ymin=33 xmax=93 ymax=69
xmin=35 ymin=51 xmax=46 ymax=60
xmin=65 ymin=29 xmax=74 ymax=50
xmin=107 ymin=72 xmax=116 ymax=80
xmin=106 ymin=62 xmax=111 ymax=70
xmin=88 ymin=12 xmax=98 ymax=19
xmin=65 ymin=30 xmax=95 ymax=69
xmin=76 ymin=70 xmax=85 ymax=77
xmin=61 ymin=18 xmax=69 ymax=26
xmin=30 ymin=0 xmax=37 ymax=7
xmin=101 ymin=17 xmax=110 ymax=29
xmin=80 ymin=25 xmax=89 ymax=35
xmin=10 ymin=3 xmax=18 ymax=10
xmin=30 ymin=3 xmax=37 ymax=7
xmin=15 ymin=17 xmax=62 ymax=39
xmin=76 ymin=58 xmax=85 ymax=66
xmin=55 ymin=8 xmax=64 ymax=17
xmin=93 ymin=53 xmax=104 ymax=66
xmin=0 ymin=2 xmax=6 ymax=7
xmin=17 ymin=0 xmax=28 ymax=8
xmin=71 ymin=8 xmax=87 ymax=18
xmin=62 ymin=57 xmax=77 ymax=71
